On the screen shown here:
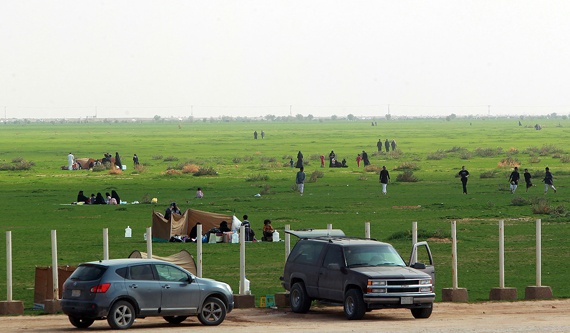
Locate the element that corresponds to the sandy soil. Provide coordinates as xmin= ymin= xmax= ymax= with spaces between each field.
xmin=2 ymin=299 xmax=569 ymax=332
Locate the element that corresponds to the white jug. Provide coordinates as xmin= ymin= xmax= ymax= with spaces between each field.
xmin=272 ymin=230 xmax=280 ymax=242
xmin=125 ymin=226 xmax=132 ymax=238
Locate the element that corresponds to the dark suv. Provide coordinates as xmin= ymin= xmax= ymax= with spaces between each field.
xmin=61 ymin=259 xmax=234 ymax=329
xmin=281 ymin=234 xmax=435 ymax=320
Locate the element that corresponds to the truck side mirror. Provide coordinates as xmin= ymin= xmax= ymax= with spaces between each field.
xmin=411 ymin=262 xmax=426 ymax=269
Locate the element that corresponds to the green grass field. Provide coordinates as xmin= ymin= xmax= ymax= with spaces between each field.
xmin=0 ymin=117 xmax=569 ymax=310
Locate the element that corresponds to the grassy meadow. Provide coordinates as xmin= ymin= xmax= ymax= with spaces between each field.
xmin=0 ymin=117 xmax=569 ymax=310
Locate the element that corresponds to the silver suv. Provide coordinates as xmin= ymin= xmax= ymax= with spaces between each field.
xmin=281 ymin=232 xmax=435 ymax=320
xmin=61 ymin=258 xmax=234 ymax=329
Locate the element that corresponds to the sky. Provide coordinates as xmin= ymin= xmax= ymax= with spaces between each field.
xmin=1 ymin=1 xmax=570 ymax=119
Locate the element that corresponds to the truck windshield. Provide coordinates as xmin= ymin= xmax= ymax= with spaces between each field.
xmin=344 ymin=245 xmax=406 ymax=267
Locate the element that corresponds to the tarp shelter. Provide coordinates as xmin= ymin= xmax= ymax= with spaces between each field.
xmin=152 ymin=208 xmax=233 ymax=241
xmin=129 ymin=249 xmax=197 ymax=275
xmin=75 ymin=158 xmax=96 ymax=169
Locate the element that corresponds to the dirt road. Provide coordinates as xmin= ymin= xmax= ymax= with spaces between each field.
xmin=2 ymin=299 xmax=569 ymax=332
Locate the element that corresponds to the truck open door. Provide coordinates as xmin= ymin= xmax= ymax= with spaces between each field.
xmin=409 ymin=241 xmax=435 ymax=284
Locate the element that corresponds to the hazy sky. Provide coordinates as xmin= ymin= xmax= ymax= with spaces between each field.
xmin=1 ymin=1 xmax=570 ymax=119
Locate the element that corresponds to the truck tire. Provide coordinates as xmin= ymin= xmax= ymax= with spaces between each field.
xmin=411 ymin=305 xmax=433 ymax=319
xmin=344 ymin=289 xmax=366 ymax=320
xmin=290 ymin=282 xmax=312 ymax=313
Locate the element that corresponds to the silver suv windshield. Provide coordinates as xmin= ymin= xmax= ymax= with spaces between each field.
xmin=344 ymin=244 xmax=406 ymax=267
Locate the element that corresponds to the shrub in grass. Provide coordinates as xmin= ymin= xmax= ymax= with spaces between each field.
xmin=11 ymin=157 xmax=24 ymax=163
xmin=539 ymin=144 xmax=562 ymax=156
xmin=309 ymin=154 xmax=321 ymax=161
xmin=550 ymin=205 xmax=567 ymax=217
xmin=232 ymin=157 xmax=241 ymax=163
xmin=194 ymin=166 xmax=218 ymax=176
xmin=132 ymin=164 xmax=146 ymax=173
xmin=426 ymin=150 xmax=446 ymax=160
xmin=560 ymin=155 xmax=570 ymax=163
xmin=394 ymin=162 xmax=419 ymax=171
xmin=260 ymin=156 xmax=277 ymax=162
xmin=511 ymin=197 xmax=530 ymax=206
xmin=303 ymin=160 xmax=311 ymax=166
xmin=552 ymin=152 xmax=562 ymax=159
xmin=260 ymin=184 xmax=271 ymax=195
xmin=246 ymin=173 xmax=269 ymax=181
xmin=446 ymin=146 xmax=466 ymax=153
xmin=479 ymin=170 xmax=498 ymax=178
xmin=309 ymin=170 xmax=323 ymax=182
xmin=358 ymin=174 xmax=368 ymax=181
xmin=532 ymin=198 xmax=550 ymax=214
xmin=475 ymin=147 xmax=503 ymax=157
xmin=364 ymin=165 xmax=381 ymax=173
xmin=459 ymin=151 xmax=472 ymax=160
xmin=386 ymin=228 xmax=449 ymax=241
xmin=507 ymin=147 xmax=519 ymax=155
xmin=152 ymin=155 xmax=163 ymax=160
xmin=282 ymin=154 xmax=293 ymax=160
xmin=387 ymin=149 xmax=402 ymax=159
xmin=163 ymin=156 xmax=179 ymax=162
xmin=528 ymin=156 xmax=541 ymax=164
xmin=242 ymin=155 xmax=254 ymax=161
xmin=182 ymin=164 xmax=200 ymax=174
xmin=108 ymin=168 xmax=123 ymax=175
xmin=92 ymin=163 xmax=107 ymax=172
xmin=396 ymin=170 xmax=418 ymax=182
xmin=497 ymin=156 xmax=520 ymax=167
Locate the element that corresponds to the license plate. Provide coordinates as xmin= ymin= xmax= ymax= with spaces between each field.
xmin=401 ymin=297 xmax=413 ymax=304
xmin=72 ymin=290 xmax=81 ymax=297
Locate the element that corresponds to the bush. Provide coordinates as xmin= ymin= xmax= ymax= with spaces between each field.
xmin=260 ymin=184 xmax=271 ymax=195
xmin=560 ymin=155 xmax=570 ymax=163
xmin=151 ymin=155 xmax=163 ymax=160
xmin=396 ymin=170 xmax=418 ymax=182
xmin=550 ymin=205 xmax=567 ymax=217
xmin=511 ymin=197 xmax=530 ymax=206
xmin=0 ymin=159 xmax=35 ymax=171
xmin=364 ymin=165 xmax=381 ymax=173
xmin=260 ymin=156 xmax=277 ymax=162
xmin=163 ymin=169 xmax=182 ymax=176
xmin=387 ymin=149 xmax=402 ymax=159
xmin=479 ymin=170 xmax=498 ymax=178
xmin=507 ymin=147 xmax=519 ymax=155
xmin=163 ymin=156 xmax=179 ymax=162
xmin=232 ymin=157 xmax=241 ymax=163
xmin=528 ymin=156 xmax=541 ymax=164
xmin=394 ymin=162 xmax=419 ymax=171
xmin=92 ymin=163 xmax=107 ymax=172
xmin=426 ymin=150 xmax=446 ymax=160
xmin=11 ymin=157 xmax=24 ymax=163
xmin=446 ymin=146 xmax=466 ymax=153
xmin=475 ymin=147 xmax=503 ymax=157
xmin=193 ymin=166 xmax=218 ymax=176
xmin=182 ymin=164 xmax=200 ymax=174
xmin=309 ymin=170 xmax=324 ymax=182
xmin=108 ymin=168 xmax=123 ymax=175
xmin=246 ymin=174 xmax=269 ymax=182
xmin=460 ymin=151 xmax=472 ymax=160
xmin=532 ymin=198 xmax=550 ymax=214
xmin=133 ymin=164 xmax=146 ymax=173
xmin=309 ymin=154 xmax=321 ymax=161
xmin=497 ymin=157 xmax=520 ymax=167
xmin=242 ymin=155 xmax=254 ymax=162
xmin=386 ymin=228 xmax=449 ymax=241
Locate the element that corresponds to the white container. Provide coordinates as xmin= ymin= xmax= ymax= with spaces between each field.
xmin=244 ymin=277 xmax=251 ymax=294
xmin=125 ymin=226 xmax=132 ymax=238
xmin=231 ymin=233 xmax=239 ymax=243
xmin=143 ymin=232 xmax=147 ymax=241
xmin=122 ymin=165 xmax=127 ymax=170
xmin=272 ymin=230 xmax=280 ymax=242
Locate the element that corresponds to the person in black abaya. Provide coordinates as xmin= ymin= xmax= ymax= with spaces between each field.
xmin=114 ymin=152 xmax=122 ymax=169
xmin=295 ymin=151 xmax=304 ymax=168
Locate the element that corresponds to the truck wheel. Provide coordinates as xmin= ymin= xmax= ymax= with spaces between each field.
xmin=344 ymin=289 xmax=366 ymax=320
xmin=290 ymin=282 xmax=311 ymax=313
xmin=411 ymin=305 xmax=433 ymax=319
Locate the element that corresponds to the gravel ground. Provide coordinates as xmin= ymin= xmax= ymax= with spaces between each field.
xmin=2 ymin=299 xmax=569 ymax=332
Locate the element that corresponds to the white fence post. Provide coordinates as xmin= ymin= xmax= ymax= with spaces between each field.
xmin=50 ymin=230 xmax=58 ymax=300
xmin=197 ymin=224 xmax=203 ymax=278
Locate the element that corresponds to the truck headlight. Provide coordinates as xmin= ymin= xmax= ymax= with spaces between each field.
xmin=367 ymin=280 xmax=387 ymax=293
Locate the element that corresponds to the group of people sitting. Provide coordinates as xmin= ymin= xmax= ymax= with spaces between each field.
xmin=76 ymin=190 xmax=121 ymax=205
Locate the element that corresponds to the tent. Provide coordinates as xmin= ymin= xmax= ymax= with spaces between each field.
xmin=75 ymin=158 xmax=96 ymax=169
xmin=128 ymin=249 xmax=197 ymax=275
xmin=151 ymin=208 xmax=233 ymax=241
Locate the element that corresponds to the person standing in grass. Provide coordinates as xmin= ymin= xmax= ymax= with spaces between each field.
xmin=377 ymin=139 xmax=382 ymax=152
xmin=543 ymin=167 xmax=557 ymax=193
xmin=67 ymin=152 xmax=75 ymax=170
xmin=524 ymin=168 xmax=535 ymax=192
xmin=296 ymin=167 xmax=306 ymax=196
xmin=379 ymin=166 xmax=390 ymax=195
xmin=356 ymin=154 xmax=362 ymax=167
xmin=508 ymin=166 xmax=520 ymax=194
xmin=458 ymin=166 xmax=470 ymax=194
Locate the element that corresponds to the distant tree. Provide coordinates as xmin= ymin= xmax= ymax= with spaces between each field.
xmin=449 ymin=113 xmax=457 ymax=120
xmin=385 ymin=114 xmax=391 ymax=120
xmin=296 ymin=114 xmax=304 ymax=120
xmin=306 ymin=114 xmax=314 ymax=120
xmin=347 ymin=114 xmax=355 ymax=121
xmin=550 ymin=112 xmax=558 ymax=118
xmin=153 ymin=115 xmax=161 ymax=121
xmin=265 ymin=114 xmax=276 ymax=121
xmin=331 ymin=115 xmax=338 ymax=120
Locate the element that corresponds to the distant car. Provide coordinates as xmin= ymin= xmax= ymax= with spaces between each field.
xmin=281 ymin=230 xmax=435 ymax=320
xmin=61 ymin=258 xmax=234 ymax=329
